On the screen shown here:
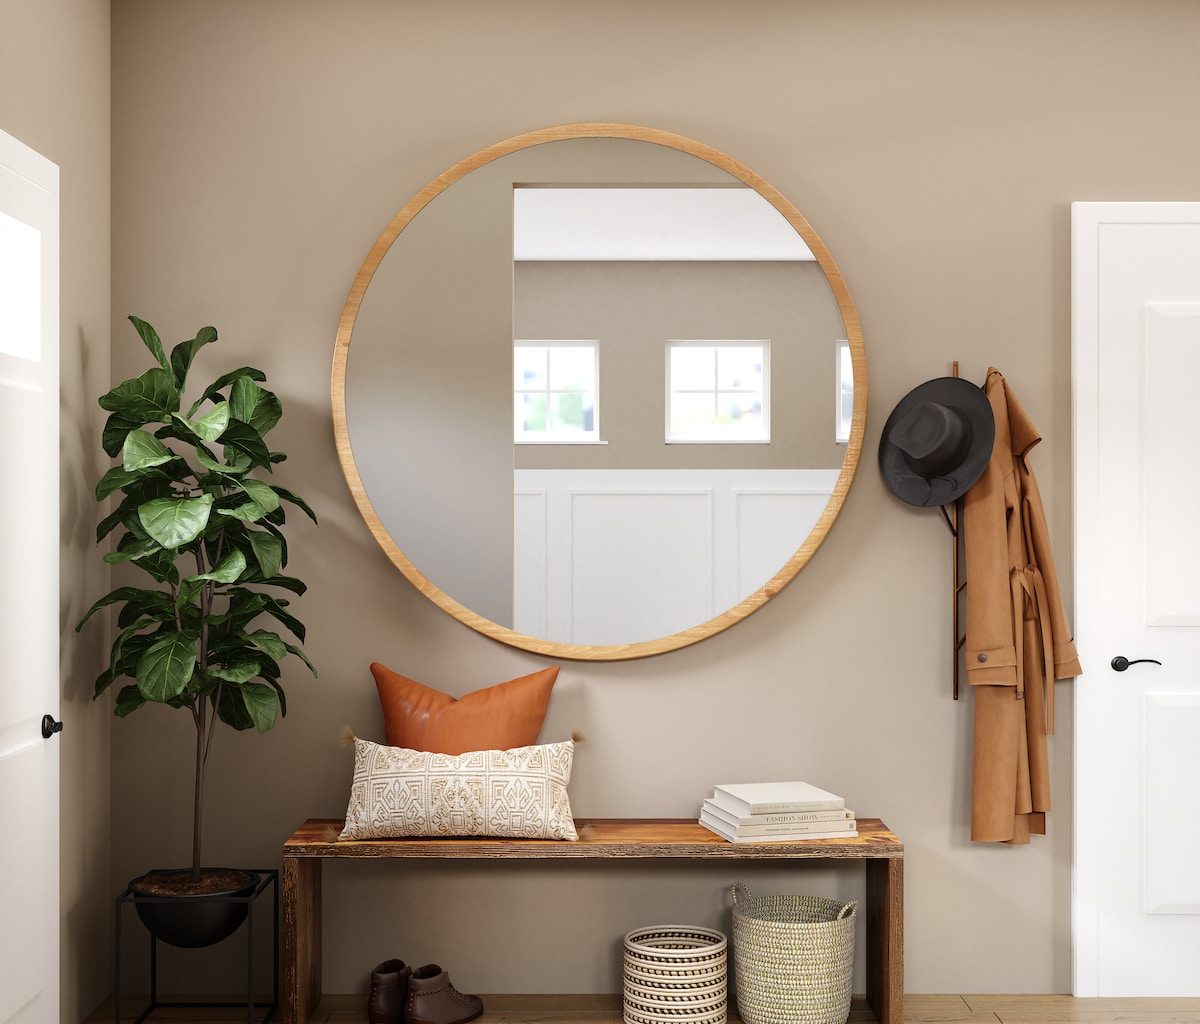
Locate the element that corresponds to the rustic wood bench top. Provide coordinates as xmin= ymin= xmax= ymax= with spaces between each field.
xmin=283 ymin=816 xmax=903 ymax=859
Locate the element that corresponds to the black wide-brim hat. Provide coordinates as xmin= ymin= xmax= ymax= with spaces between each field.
xmin=878 ymin=377 xmax=996 ymax=508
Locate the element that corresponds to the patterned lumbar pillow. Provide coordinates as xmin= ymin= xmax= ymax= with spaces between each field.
xmin=339 ymin=737 xmax=579 ymax=841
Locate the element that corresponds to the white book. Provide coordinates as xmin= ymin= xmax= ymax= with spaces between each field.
xmin=701 ymin=799 xmax=855 ymax=829
xmin=700 ymin=818 xmax=858 ymax=844
xmin=700 ymin=808 xmax=857 ymax=838
xmin=712 ymin=781 xmax=844 ymax=817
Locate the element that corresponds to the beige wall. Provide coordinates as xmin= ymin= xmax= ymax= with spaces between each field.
xmin=108 ymin=0 xmax=1200 ymax=998
xmin=514 ymin=260 xmax=846 ymax=470
xmin=0 ymin=1 xmax=112 ymax=1021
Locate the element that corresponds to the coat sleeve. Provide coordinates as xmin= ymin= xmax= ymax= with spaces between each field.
xmin=962 ymin=406 xmax=1020 ymax=686
xmin=1021 ymin=462 xmax=1083 ymax=680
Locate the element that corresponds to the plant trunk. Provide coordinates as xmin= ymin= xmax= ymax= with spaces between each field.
xmin=191 ymin=715 xmax=205 ymax=884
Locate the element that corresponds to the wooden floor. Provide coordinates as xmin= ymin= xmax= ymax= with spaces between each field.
xmin=84 ymin=994 xmax=1200 ymax=1024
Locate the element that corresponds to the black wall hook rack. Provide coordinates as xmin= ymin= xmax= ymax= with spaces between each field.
xmin=941 ymin=361 xmax=967 ymax=700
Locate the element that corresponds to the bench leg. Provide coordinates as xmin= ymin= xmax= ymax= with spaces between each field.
xmin=282 ymin=857 xmax=321 ymax=1024
xmin=865 ymin=857 xmax=903 ymax=1024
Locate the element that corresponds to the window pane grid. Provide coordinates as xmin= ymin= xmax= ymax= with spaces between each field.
xmin=514 ymin=341 xmax=599 ymax=443
xmin=666 ymin=340 xmax=769 ymax=443
xmin=835 ymin=339 xmax=853 ymax=444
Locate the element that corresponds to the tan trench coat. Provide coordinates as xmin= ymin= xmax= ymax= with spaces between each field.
xmin=963 ymin=368 xmax=1082 ymax=844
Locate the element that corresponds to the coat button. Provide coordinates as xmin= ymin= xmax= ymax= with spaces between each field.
xmin=977 ymin=653 xmax=988 ymax=663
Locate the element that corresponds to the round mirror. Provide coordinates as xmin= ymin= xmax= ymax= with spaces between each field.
xmin=333 ymin=125 xmax=866 ymax=660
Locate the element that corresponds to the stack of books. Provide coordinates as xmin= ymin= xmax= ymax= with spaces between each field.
xmin=699 ymin=781 xmax=857 ymax=843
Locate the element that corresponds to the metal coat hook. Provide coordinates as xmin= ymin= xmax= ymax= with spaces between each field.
xmin=943 ymin=361 xmax=967 ymax=700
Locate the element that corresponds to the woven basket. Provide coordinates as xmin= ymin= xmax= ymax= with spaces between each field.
xmin=623 ymin=925 xmax=728 ymax=1024
xmin=730 ymin=883 xmax=856 ymax=1024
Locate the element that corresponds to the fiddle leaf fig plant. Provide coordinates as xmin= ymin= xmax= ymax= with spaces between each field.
xmin=78 ymin=316 xmax=318 ymax=882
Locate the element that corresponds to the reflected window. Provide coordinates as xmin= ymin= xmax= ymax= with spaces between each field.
xmin=835 ymin=339 xmax=853 ymax=444
xmin=666 ymin=341 xmax=769 ymax=443
xmin=514 ymin=341 xmax=599 ymax=444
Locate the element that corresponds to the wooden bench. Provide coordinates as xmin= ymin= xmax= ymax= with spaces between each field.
xmin=282 ymin=818 xmax=903 ymax=1024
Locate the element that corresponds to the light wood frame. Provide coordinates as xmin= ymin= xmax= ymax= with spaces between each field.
xmin=331 ymin=123 xmax=867 ymax=661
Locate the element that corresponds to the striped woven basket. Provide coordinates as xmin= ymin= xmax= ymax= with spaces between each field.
xmin=623 ymin=925 xmax=728 ymax=1024
xmin=730 ymin=883 xmax=856 ymax=1024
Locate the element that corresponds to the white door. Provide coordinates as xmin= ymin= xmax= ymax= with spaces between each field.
xmin=1073 ymin=202 xmax=1200 ymax=995
xmin=0 ymin=128 xmax=60 ymax=1024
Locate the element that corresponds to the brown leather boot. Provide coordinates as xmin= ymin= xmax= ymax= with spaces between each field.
xmin=368 ymin=959 xmax=412 ymax=1024
xmin=405 ymin=964 xmax=483 ymax=1024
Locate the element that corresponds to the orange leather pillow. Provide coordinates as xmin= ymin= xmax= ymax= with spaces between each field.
xmin=370 ymin=662 xmax=558 ymax=755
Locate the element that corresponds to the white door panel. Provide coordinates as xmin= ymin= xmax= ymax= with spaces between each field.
xmin=1073 ymin=203 xmax=1200 ymax=995
xmin=0 ymin=127 xmax=59 ymax=1024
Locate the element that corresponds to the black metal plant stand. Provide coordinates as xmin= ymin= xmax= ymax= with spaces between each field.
xmin=114 ymin=869 xmax=279 ymax=1024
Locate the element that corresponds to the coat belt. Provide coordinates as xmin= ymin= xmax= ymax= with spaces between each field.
xmin=1009 ymin=564 xmax=1056 ymax=734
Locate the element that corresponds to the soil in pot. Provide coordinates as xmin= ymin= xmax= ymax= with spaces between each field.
xmin=130 ymin=868 xmax=259 ymax=949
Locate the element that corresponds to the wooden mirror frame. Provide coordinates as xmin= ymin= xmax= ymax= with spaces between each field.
xmin=332 ymin=123 xmax=867 ymax=660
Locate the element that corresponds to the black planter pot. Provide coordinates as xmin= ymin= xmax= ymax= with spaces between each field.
xmin=129 ymin=868 xmax=260 ymax=949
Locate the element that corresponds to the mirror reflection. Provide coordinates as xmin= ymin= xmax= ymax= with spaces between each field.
xmin=346 ymin=138 xmax=854 ymax=648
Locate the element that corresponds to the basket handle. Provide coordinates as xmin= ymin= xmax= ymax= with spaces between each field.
xmin=838 ymin=899 xmax=858 ymax=920
xmin=730 ymin=882 xmax=753 ymax=906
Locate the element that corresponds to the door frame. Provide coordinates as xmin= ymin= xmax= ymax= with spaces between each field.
xmin=0 ymin=124 xmax=60 ymax=1024
xmin=1071 ymin=201 xmax=1200 ymax=996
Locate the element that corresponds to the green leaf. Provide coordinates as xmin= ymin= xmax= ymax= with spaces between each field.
xmin=135 ymin=631 xmax=198 ymax=701
xmin=239 ymin=682 xmax=278 ymax=733
xmin=122 ymin=429 xmax=177 ymax=472
xmin=102 ymin=412 xmax=143 ymax=457
xmin=230 ymin=377 xmax=283 ymax=436
xmin=103 ymin=534 xmax=160 ymax=565
xmin=268 ymin=679 xmax=288 ymax=718
xmin=216 ymin=684 xmax=254 ymax=730
xmin=175 ymin=577 xmax=203 ymax=609
xmin=95 ymin=504 xmax=131 ymax=544
xmin=247 ymin=531 xmax=283 ymax=578
xmin=172 ymin=401 xmax=230 ymax=444
xmin=99 ymin=368 xmax=180 ymax=422
xmin=77 ymin=586 xmax=151 ymax=631
xmin=246 ymin=574 xmax=305 ymax=595
xmin=114 ymin=685 xmax=146 ymax=717
xmin=262 ymin=595 xmax=305 ymax=642
xmin=244 ymin=629 xmax=287 ymax=661
xmin=132 ymin=547 xmax=180 ymax=585
xmin=169 ymin=325 xmax=217 ymax=386
xmin=229 ymin=376 xmax=260 ymax=422
xmin=208 ymin=660 xmax=260 ymax=683
xmin=284 ymin=641 xmax=317 ymax=677
xmin=111 ymin=627 xmax=164 ymax=674
xmin=238 ymin=479 xmax=280 ymax=513
xmin=114 ymin=591 xmax=176 ymax=629
xmin=138 ymin=494 xmax=214 ymax=549
xmin=217 ymin=502 xmax=271 ymax=523
xmin=195 ymin=448 xmax=250 ymax=475
xmin=190 ymin=366 xmax=267 ymax=416
xmin=271 ymin=486 xmax=317 ymax=524
xmin=97 ymin=465 xmax=153 ymax=501
xmin=187 ymin=549 xmax=246 ymax=585
xmin=212 ymin=589 xmax=267 ymax=630
xmin=93 ymin=666 xmax=116 ymax=698
xmin=128 ymin=316 xmax=170 ymax=372
xmin=220 ymin=420 xmax=271 ymax=471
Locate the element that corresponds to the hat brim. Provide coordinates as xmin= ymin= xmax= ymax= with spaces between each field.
xmin=878 ymin=377 xmax=996 ymax=507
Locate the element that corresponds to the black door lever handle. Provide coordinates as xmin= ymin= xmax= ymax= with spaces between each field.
xmin=1111 ymin=656 xmax=1162 ymax=672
